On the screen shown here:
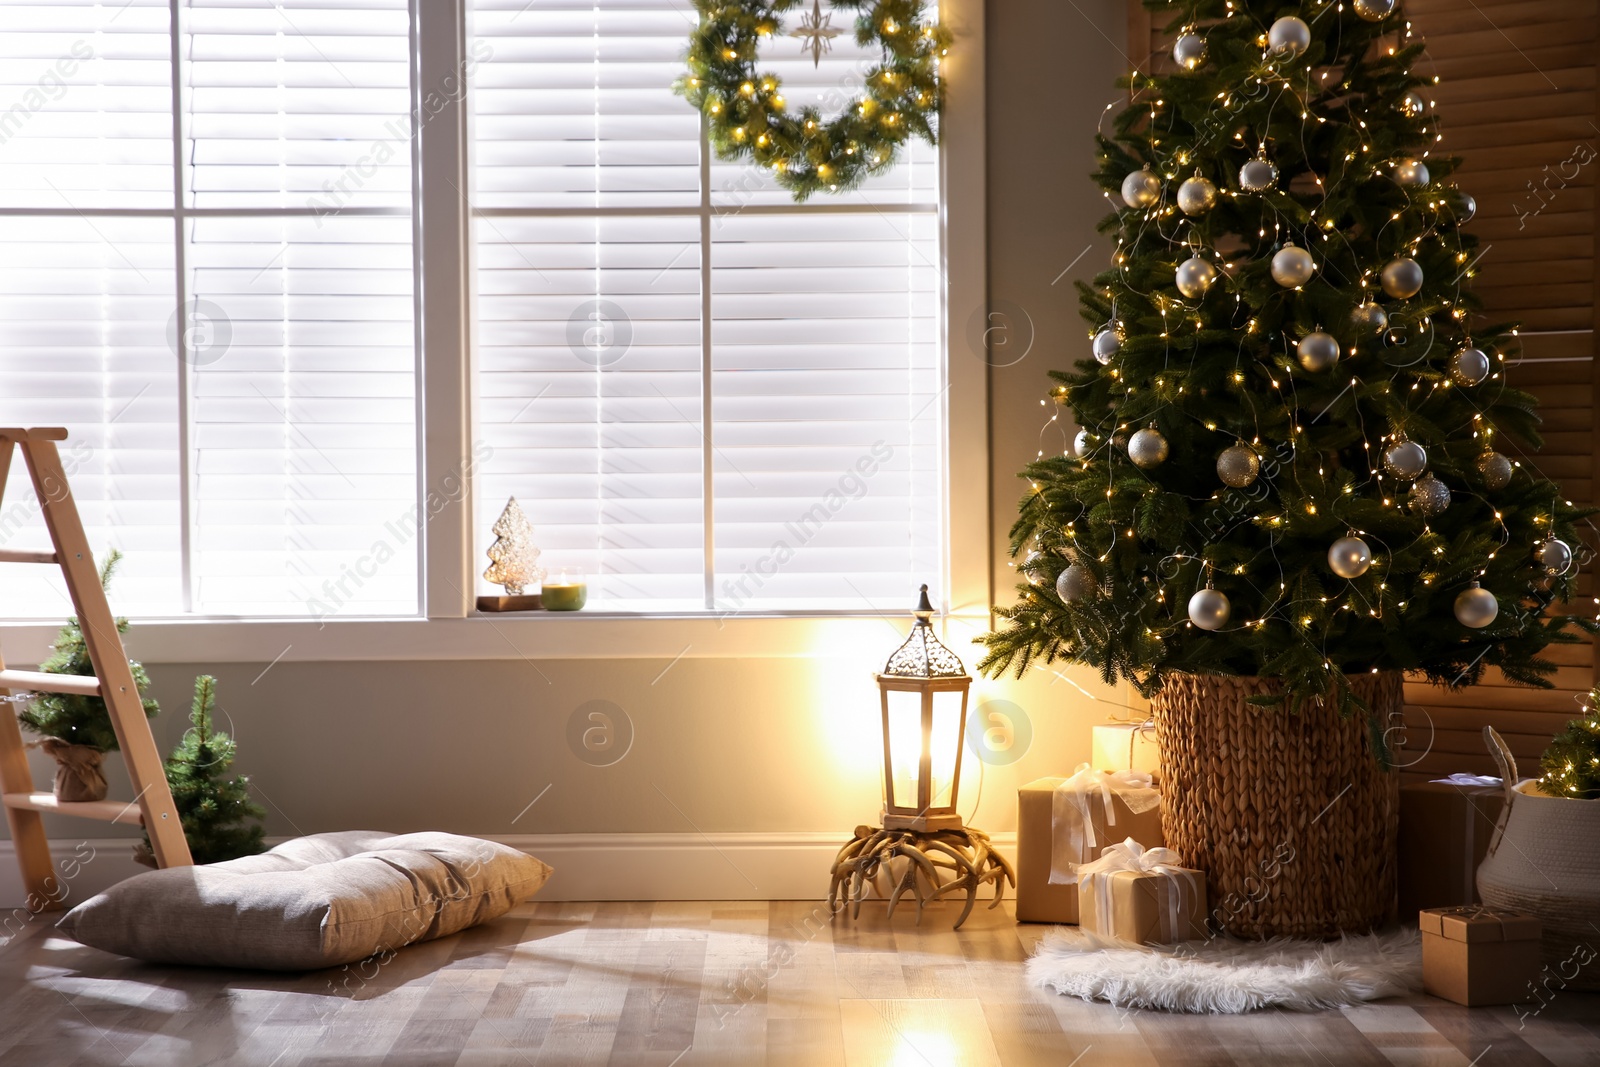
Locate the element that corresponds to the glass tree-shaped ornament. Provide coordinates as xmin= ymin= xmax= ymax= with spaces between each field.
xmin=878 ymin=585 xmax=972 ymax=831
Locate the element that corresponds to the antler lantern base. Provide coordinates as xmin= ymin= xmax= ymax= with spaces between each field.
xmin=827 ymin=824 xmax=1014 ymax=930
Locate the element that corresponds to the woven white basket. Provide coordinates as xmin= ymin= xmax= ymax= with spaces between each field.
xmin=1476 ymin=726 xmax=1600 ymax=991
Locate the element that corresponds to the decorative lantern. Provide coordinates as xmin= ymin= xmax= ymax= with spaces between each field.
xmin=827 ymin=585 xmax=1012 ymax=929
xmin=877 ymin=584 xmax=972 ymax=831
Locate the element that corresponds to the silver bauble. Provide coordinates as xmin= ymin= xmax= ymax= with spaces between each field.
xmin=1297 ymin=331 xmax=1341 ymax=371
xmin=1450 ymin=346 xmax=1491 ymax=386
xmin=1216 ymin=444 xmax=1260 ymax=489
xmin=1477 ymin=451 xmax=1513 ymax=491
xmin=1453 ymin=583 xmax=1498 ymax=628
xmin=1394 ymin=159 xmax=1431 ymax=189
xmin=1177 ymin=175 xmax=1218 ymax=215
xmin=1121 ymin=168 xmax=1162 ymax=209
xmin=1188 ymin=587 xmax=1231 ymax=630
xmin=1353 ymin=0 xmax=1395 ymax=22
xmin=1382 ymin=439 xmax=1428 ymax=479
xmin=1175 ymin=256 xmax=1219 ymax=298
xmin=1173 ymin=32 xmax=1208 ymax=71
xmin=1022 ymin=549 xmax=1043 ymax=585
xmin=1073 ymin=429 xmax=1094 ymax=458
xmin=1128 ymin=427 xmax=1170 ymax=469
xmin=1409 ymin=473 xmax=1451 ymax=516
xmin=1381 ymin=257 xmax=1424 ymax=298
xmin=1271 ymin=244 xmax=1315 ymax=288
xmin=1328 ymin=536 xmax=1373 ymax=579
xmin=1057 ymin=562 xmax=1096 ymax=602
xmin=1239 ymin=157 xmax=1279 ymax=193
xmin=1455 ymin=192 xmax=1477 ymax=223
xmin=1267 ymin=16 xmax=1311 ymax=57
xmin=1350 ymin=301 xmax=1388 ymax=334
xmin=1399 ymin=91 xmax=1427 ymax=119
xmin=1092 ymin=327 xmax=1123 ymax=365
xmin=1536 ymin=537 xmax=1573 ymax=576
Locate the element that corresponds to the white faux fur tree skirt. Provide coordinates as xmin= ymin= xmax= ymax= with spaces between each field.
xmin=1027 ymin=927 xmax=1421 ymax=1013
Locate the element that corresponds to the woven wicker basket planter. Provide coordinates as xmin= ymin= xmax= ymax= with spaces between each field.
xmin=1151 ymin=670 xmax=1400 ymax=939
xmin=1478 ymin=727 xmax=1600 ymax=990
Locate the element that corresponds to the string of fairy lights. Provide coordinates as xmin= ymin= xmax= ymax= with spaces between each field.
xmin=1017 ymin=0 xmax=1593 ymax=671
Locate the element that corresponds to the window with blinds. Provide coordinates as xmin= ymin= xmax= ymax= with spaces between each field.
xmin=0 ymin=0 xmax=418 ymax=620
xmin=471 ymin=0 xmax=945 ymax=612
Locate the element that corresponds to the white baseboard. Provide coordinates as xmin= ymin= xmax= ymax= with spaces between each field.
xmin=0 ymin=831 xmax=1019 ymax=909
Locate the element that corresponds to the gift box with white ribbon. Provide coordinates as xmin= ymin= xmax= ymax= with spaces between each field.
xmin=1077 ymin=838 xmax=1207 ymax=945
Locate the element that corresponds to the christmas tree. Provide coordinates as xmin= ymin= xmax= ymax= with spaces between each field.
xmin=1540 ymin=690 xmax=1600 ymax=800
xmin=979 ymin=0 xmax=1595 ymax=715
xmin=483 ymin=497 xmax=546 ymax=595
xmin=139 ymin=675 xmax=265 ymax=866
xmin=19 ymin=550 xmax=158 ymax=751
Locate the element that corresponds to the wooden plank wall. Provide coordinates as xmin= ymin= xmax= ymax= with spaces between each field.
xmin=1127 ymin=2 xmax=1600 ymax=780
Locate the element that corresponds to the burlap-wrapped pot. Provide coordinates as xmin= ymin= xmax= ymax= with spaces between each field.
xmin=1151 ymin=670 xmax=1400 ymax=939
xmin=37 ymin=738 xmax=109 ymax=803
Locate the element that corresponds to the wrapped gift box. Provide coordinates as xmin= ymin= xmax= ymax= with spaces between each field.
xmin=1090 ymin=721 xmax=1161 ymax=781
xmin=1398 ymin=776 xmax=1507 ymax=919
xmin=1421 ymin=906 xmax=1541 ymax=1006
xmin=1015 ymin=770 xmax=1162 ymax=924
xmin=1078 ymin=839 xmax=1207 ymax=944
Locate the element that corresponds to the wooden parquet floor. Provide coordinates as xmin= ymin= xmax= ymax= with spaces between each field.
xmin=0 ymin=899 xmax=1596 ymax=1066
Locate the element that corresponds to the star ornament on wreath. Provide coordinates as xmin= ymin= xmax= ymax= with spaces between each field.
xmin=675 ymin=0 xmax=950 ymax=201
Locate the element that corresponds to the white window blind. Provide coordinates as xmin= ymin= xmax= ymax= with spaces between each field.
xmin=472 ymin=0 xmax=944 ymax=612
xmin=0 ymin=0 xmax=418 ymax=620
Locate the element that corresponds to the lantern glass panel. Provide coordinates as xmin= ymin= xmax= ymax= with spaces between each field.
xmin=884 ymin=688 xmax=922 ymax=810
xmin=929 ymin=690 xmax=963 ymax=809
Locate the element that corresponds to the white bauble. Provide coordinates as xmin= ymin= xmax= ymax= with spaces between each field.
xmin=1477 ymin=451 xmax=1513 ymax=491
xmin=1353 ymin=0 xmax=1395 ymax=22
xmin=1216 ymin=444 xmax=1260 ymax=488
xmin=1239 ymin=157 xmax=1279 ymax=193
xmin=1297 ymin=331 xmax=1341 ymax=371
xmin=1450 ymin=346 xmax=1491 ymax=386
xmin=1092 ymin=327 xmax=1123 ymax=365
xmin=1271 ymin=244 xmax=1315 ymax=288
xmin=1328 ymin=536 xmax=1373 ymax=579
xmin=1175 ymin=256 xmax=1219 ymax=298
xmin=1399 ymin=91 xmax=1427 ymax=119
xmin=1350 ymin=301 xmax=1388 ymax=334
xmin=1454 ymin=584 xmax=1499 ymax=628
xmin=1177 ymin=175 xmax=1218 ymax=215
xmin=1056 ymin=562 xmax=1096 ymax=602
xmin=1173 ymin=31 xmax=1208 ymax=70
xmin=1128 ymin=427 xmax=1170 ymax=469
xmin=1381 ymin=257 xmax=1424 ymax=298
xmin=1536 ymin=537 xmax=1573 ymax=576
xmin=1267 ymin=16 xmax=1311 ymax=57
xmin=1121 ymin=168 xmax=1162 ymax=209
xmin=1409 ymin=473 xmax=1451 ymax=516
xmin=1394 ymin=159 xmax=1431 ymax=189
xmin=1188 ymin=587 xmax=1231 ymax=630
xmin=1383 ymin=440 xmax=1428 ymax=479
xmin=1073 ymin=429 xmax=1094 ymax=458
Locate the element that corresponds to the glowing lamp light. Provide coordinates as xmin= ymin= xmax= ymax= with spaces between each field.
xmin=877 ymin=584 xmax=971 ymax=832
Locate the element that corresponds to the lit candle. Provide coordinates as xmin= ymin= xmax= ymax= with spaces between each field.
xmin=542 ymin=571 xmax=587 ymax=612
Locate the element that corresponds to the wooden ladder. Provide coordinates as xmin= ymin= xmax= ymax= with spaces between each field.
xmin=0 ymin=427 xmax=192 ymax=910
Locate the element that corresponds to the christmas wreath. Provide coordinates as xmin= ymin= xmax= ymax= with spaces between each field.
xmin=675 ymin=0 xmax=950 ymax=201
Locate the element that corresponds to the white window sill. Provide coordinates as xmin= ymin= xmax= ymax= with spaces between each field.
xmin=0 ymin=610 xmax=996 ymax=666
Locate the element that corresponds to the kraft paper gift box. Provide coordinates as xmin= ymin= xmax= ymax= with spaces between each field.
xmin=1420 ymin=906 xmax=1542 ymax=1007
xmin=1077 ymin=839 xmax=1207 ymax=945
xmin=1090 ymin=721 xmax=1161 ymax=782
xmin=1398 ymin=775 xmax=1507 ymax=919
xmin=1015 ymin=767 xmax=1163 ymax=924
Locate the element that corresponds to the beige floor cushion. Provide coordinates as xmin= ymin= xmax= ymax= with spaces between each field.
xmin=58 ymin=830 xmax=553 ymax=971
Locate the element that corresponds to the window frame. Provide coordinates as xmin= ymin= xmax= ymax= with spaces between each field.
xmin=0 ymin=0 xmax=988 ymax=665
